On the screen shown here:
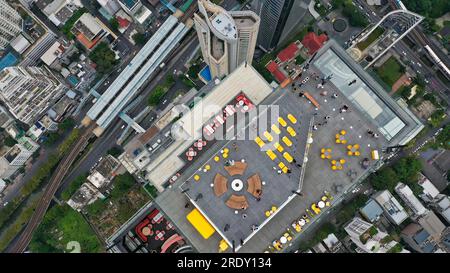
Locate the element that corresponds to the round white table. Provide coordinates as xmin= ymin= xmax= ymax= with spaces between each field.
xmin=231 ymin=179 xmax=244 ymax=191
xmin=318 ymin=201 xmax=325 ymax=209
xmin=280 ymin=236 xmax=288 ymax=244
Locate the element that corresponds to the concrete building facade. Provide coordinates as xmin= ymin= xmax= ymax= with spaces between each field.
xmin=194 ymin=0 xmax=260 ymax=79
xmin=0 ymin=66 xmax=65 ymax=125
xmin=0 ymin=143 xmax=33 ymax=178
xmin=0 ymin=0 xmax=23 ymax=50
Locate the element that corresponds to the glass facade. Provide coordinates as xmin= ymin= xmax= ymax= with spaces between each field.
xmin=254 ymin=0 xmax=295 ymax=50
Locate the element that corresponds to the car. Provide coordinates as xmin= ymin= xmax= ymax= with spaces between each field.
xmin=301 ymin=76 xmax=310 ymax=84
xmin=402 ymin=51 xmax=407 ymax=56
xmin=120 ymin=125 xmax=125 ymax=129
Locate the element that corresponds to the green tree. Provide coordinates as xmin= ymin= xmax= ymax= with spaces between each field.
xmin=132 ymin=33 xmax=147 ymax=46
xmin=4 ymin=136 xmax=17 ymax=147
xmin=370 ymin=167 xmax=399 ymax=192
xmin=61 ymin=173 xmax=88 ymax=201
xmin=341 ymin=2 xmax=368 ymax=27
xmin=147 ymin=86 xmax=166 ymax=106
xmin=107 ymin=146 xmax=122 ymax=157
xmin=429 ymin=109 xmax=446 ymax=127
xmin=110 ymin=173 xmax=136 ymax=200
xmin=89 ymin=42 xmax=118 ymax=75
xmin=58 ymin=118 xmax=75 ymax=131
xmin=109 ymin=18 xmax=119 ymax=31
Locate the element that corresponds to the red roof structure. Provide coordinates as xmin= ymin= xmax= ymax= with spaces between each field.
xmin=116 ymin=16 xmax=130 ymax=29
xmin=301 ymin=32 xmax=328 ymax=55
xmin=277 ymin=42 xmax=299 ymax=63
xmin=266 ymin=60 xmax=287 ymax=83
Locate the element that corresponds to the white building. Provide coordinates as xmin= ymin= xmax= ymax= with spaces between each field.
xmin=0 ymin=66 xmax=65 ymax=125
xmin=117 ymin=0 xmax=141 ymax=15
xmin=36 ymin=0 xmax=84 ymax=27
xmin=431 ymin=195 xmax=450 ymax=225
xmin=418 ymin=173 xmax=440 ymax=202
xmin=0 ymin=144 xmax=33 ymax=178
xmin=0 ymin=178 xmax=6 ymax=193
xmin=0 ymin=0 xmax=23 ymax=50
xmin=344 ymin=217 xmax=407 ymax=253
xmin=395 ymin=182 xmax=428 ymax=217
xmin=373 ymin=190 xmax=409 ymax=225
xmin=194 ymin=0 xmax=260 ymax=79
xmin=0 ymin=105 xmax=14 ymax=128
xmin=97 ymin=0 xmax=121 ymax=16
xmin=40 ymin=41 xmax=64 ymax=66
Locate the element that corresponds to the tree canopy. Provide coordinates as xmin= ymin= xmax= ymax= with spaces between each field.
xmin=89 ymin=42 xmax=118 ymax=75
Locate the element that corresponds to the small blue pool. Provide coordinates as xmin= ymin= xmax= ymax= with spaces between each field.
xmin=199 ymin=65 xmax=212 ymax=82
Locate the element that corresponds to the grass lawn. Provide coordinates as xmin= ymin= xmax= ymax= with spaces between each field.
xmin=375 ymin=57 xmax=405 ymax=87
xmin=29 ymin=204 xmax=103 ymax=253
xmin=356 ymin=27 xmax=384 ymax=51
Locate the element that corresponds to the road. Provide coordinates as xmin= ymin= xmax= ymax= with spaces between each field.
xmin=282 ymin=117 xmax=449 ymax=253
xmin=8 ymin=123 xmax=97 ymax=253
xmin=354 ymin=0 xmax=450 ymax=104
xmin=56 ymin=32 xmax=200 ymax=198
xmin=5 ymin=22 xmax=198 ymax=254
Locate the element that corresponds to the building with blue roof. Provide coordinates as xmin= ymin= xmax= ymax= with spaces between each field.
xmin=360 ymin=199 xmax=384 ymax=223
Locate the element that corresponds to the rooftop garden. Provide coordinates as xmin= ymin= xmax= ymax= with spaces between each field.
xmin=375 ymin=57 xmax=405 ymax=87
xmin=356 ymin=27 xmax=385 ymax=51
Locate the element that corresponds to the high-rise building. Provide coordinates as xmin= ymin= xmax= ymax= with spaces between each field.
xmin=0 ymin=0 xmax=23 ymax=50
xmin=194 ymin=0 xmax=260 ymax=79
xmin=251 ymin=0 xmax=310 ymax=51
xmin=0 ymin=66 xmax=65 ymax=125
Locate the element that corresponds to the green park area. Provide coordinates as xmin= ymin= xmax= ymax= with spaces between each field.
xmin=375 ymin=57 xmax=405 ymax=87
xmin=29 ymin=204 xmax=103 ymax=253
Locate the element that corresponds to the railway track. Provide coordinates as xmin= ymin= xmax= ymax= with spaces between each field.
xmin=8 ymin=123 xmax=96 ymax=253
